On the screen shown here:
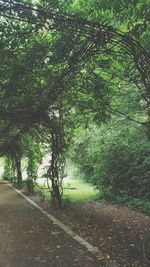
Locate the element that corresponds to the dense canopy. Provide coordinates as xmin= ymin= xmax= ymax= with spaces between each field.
xmin=0 ymin=0 xmax=150 ymax=206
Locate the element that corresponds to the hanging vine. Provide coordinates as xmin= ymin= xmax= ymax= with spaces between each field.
xmin=46 ymin=94 xmax=66 ymax=208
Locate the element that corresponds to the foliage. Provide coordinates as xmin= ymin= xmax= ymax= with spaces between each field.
xmin=0 ymin=0 xmax=150 ymax=207
xmin=71 ymin=123 xmax=150 ymax=201
xmin=128 ymin=198 xmax=150 ymax=214
xmin=25 ymin=136 xmax=42 ymax=193
xmin=3 ymin=156 xmax=14 ymax=181
xmin=69 ymin=0 xmax=150 ymax=49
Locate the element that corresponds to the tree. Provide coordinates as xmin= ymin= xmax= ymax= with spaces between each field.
xmin=0 ymin=0 xmax=149 ymax=207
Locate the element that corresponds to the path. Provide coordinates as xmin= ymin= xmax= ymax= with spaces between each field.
xmin=0 ymin=181 xmax=102 ymax=267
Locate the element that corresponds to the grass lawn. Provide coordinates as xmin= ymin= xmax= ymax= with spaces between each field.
xmin=36 ymin=177 xmax=98 ymax=204
xmin=62 ymin=178 xmax=98 ymax=204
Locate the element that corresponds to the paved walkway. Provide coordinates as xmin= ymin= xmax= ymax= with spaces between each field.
xmin=0 ymin=181 xmax=101 ymax=267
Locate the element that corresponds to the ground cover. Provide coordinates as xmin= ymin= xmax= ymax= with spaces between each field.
xmin=26 ymin=177 xmax=150 ymax=267
xmin=30 ymin=193 xmax=150 ymax=267
xmin=35 ymin=177 xmax=98 ymax=204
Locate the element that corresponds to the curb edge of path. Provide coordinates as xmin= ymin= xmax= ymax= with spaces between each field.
xmin=5 ymin=181 xmax=99 ymax=255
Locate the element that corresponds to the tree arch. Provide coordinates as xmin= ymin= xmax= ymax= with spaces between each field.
xmin=0 ymin=0 xmax=150 ymax=206
xmin=0 ymin=0 xmax=149 ymax=92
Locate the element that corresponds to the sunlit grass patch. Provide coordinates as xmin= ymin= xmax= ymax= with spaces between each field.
xmin=62 ymin=178 xmax=98 ymax=204
xmin=35 ymin=177 xmax=98 ymax=204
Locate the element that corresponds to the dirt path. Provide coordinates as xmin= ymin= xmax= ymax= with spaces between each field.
xmin=30 ymin=194 xmax=150 ymax=267
xmin=0 ymin=181 xmax=106 ymax=267
xmin=1 ymin=181 xmax=149 ymax=267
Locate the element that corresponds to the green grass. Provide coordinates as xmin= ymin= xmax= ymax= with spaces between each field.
xmin=62 ymin=178 xmax=98 ymax=204
xmin=35 ymin=178 xmax=98 ymax=205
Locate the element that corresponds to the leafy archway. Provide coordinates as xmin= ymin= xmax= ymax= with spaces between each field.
xmin=0 ymin=0 xmax=150 ymax=207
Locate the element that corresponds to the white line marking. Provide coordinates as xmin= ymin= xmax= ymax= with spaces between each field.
xmin=5 ymin=182 xmax=99 ymax=254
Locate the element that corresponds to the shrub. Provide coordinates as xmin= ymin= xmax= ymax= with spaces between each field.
xmin=71 ymin=124 xmax=150 ymax=201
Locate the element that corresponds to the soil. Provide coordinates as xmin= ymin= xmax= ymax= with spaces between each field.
xmin=0 ymin=181 xmax=150 ymax=267
xmin=30 ymin=191 xmax=150 ymax=267
xmin=0 ymin=182 xmax=106 ymax=267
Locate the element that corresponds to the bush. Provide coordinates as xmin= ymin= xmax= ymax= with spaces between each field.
xmin=71 ymin=124 xmax=150 ymax=201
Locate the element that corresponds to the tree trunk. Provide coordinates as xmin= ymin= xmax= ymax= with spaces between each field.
xmin=15 ymin=156 xmax=22 ymax=188
xmin=51 ymin=180 xmax=62 ymax=208
xmin=27 ymin=179 xmax=34 ymax=194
